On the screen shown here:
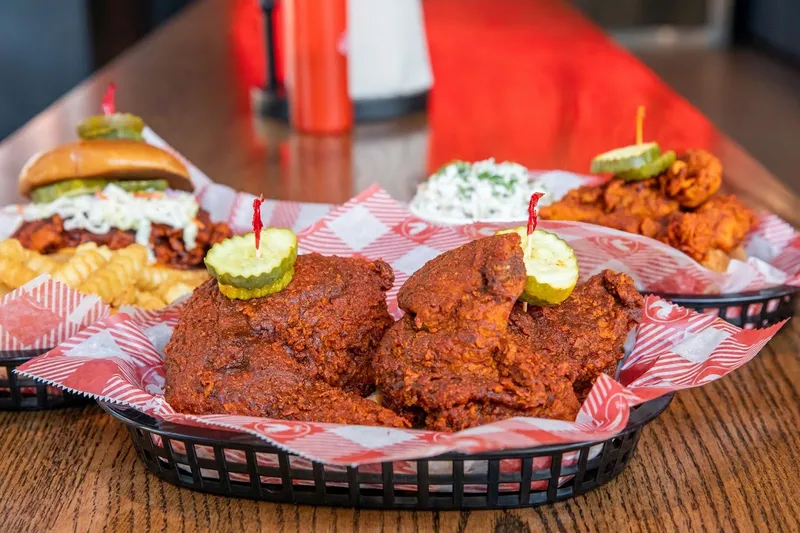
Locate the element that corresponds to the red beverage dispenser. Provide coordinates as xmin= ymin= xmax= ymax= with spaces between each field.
xmin=283 ymin=0 xmax=352 ymax=134
xmin=255 ymin=0 xmax=432 ymax=127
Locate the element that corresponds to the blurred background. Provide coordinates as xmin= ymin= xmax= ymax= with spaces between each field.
xmin=0 ymin=0 xmax=189 ymax=140
xmin=1 ymin=0 xmax=799 ymax=187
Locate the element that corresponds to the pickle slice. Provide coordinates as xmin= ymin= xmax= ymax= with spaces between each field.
xmin=590 ymin=142 xmax=661 ymax=174
xmin=114 ymin=179 xmax=168 ymax=193
xmin=31 ymin=179 xmax=169 ymax=203
xmin=217 ymin=268 xmax=294 ymax=300
xmin=85 ymin=128 xmax=144 ymax=141
xmin=497 ymin=227 xmax=579 ymax=306
xmin=205 ymin=229 xmax=298 ymax=292
xmin=31 ymin=179 xmax=107 ymax=203
xmin=614 ymin=150 xmax=676 ymax=181
xmin=77 ymin=113 xmax=145 ymax=141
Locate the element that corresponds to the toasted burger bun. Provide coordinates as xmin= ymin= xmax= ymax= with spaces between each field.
xmin=19 ymin=139 xmax=193 ymax=197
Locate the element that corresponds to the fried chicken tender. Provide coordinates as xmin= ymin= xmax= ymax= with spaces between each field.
xmin=696 ymin=195 xmax=756 ymax=252
xmin=657 ymin=194 xmax=755 ymax=267
xmin=541 ymin=180 xmax=679 ymax=238
xmin=540 ymin=150 xmax=753 ymax=272
xmin=659 ymin=150 xmax=722 ymax=208
xmin=539 ymin=186 xmax=607 ymax=224
xmin=602 ymin=179 xmax=679 ymax=220
xmin=165 ymin=253 xmax=408 ymax=427
xmin=375 ymin=234 xmax=642 ymax=431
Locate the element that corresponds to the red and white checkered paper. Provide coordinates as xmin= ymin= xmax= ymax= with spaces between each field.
xmin=15 ymin=185 xmax=786 ymax=465
xmin=0 ymin=129 xmax=332 ymax=355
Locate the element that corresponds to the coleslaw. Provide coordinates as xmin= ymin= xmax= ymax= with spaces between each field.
xmin=410 ymin=159 xmax=552 ymax=224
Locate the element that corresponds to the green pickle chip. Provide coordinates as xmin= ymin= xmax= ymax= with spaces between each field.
xmin=496 ymin=227 xmax=579 ymax=306
xmin=205 ymin=229 xmax=298 ymax=300
xmin=590 ymin=142 xmax=661 ymax=174
xmin=31 ymin=179 xmax=168 ymax=203
xmin=217 ymin=268 xmax=295 ymax=300
xmin=77 ymin=113 xmax=145 ymax=141
xmin=615 ymin=150 xmax=677 ymax=182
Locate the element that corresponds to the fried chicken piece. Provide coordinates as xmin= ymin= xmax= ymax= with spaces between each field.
xmin=12 ymin=216 xmax=73 ymax=253
xmin=172 ymin=354 xmax=409 ymax=427
xmin=656 ymin=195 xmax=755 ymax=268
xmin=165 ymin=253 xmax=409 ymax=427
xmin=378 ymin=234 xmax=527 ymax=417
xmin=376 ymin=235 xmax=640 ymax=432
xmin=398 ymin=232 xmax=525 ymax=334
xmin=150 ymin=211 xmax=233 ymax=270
xmin=539 ymin=186 xmax=607 ymax=224
xmin=696 ymin=195 xmax=756 ymax=252
xmin=602 ymin=179 xmax=680 ymax=220
xmin=540 ymin=149 xmax=753 ymax=269
xmin=658 ymin=149 xmax=722 ymax=208
xmin=13 ymin=210 xmax=231 ymax=269
xmin=540 ymin=179 xmax=679 ymax=237
xmin=377 ymin=315 xmax=581 ymax=431
xmin=512 ymin=270 xmax=643 ymax=400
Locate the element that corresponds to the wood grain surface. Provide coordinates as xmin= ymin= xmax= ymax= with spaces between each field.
xmin=1 ymin=0 xmax=799 ymax=531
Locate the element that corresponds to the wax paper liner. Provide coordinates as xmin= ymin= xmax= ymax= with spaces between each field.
xmin=15 ymin=186 xmax=786 ymax=465
xmin=0 ymin=128 xmax=332 ymax=357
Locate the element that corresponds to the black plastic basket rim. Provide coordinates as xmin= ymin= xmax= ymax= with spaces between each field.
xmin=650 ymin=283 xmax=798 ymax=306
xmin=0 ymin=350 xmax=52 ymax=366
xmin=101 ymin=392 xmax=673 ymax=461
xmin=1 ymin=349 xmax=94 ymax=410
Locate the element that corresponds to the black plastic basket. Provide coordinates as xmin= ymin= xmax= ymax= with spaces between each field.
xmin=104 ymin=392 xmax=673 ymax=510
xmin=651 ymin=284 xmax=798 ymax=329
xmin=0 ymin=350 xmax=92 ymax=410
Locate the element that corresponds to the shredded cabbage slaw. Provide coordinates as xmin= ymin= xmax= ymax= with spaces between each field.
xmin=20 ymin=184 xmax=200 ymax=259
xmin=410 ymin=159 xmax=552 ymax=224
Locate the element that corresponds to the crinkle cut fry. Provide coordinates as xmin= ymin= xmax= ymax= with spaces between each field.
xmin=79 ymin=244 xmax=148 ymax=304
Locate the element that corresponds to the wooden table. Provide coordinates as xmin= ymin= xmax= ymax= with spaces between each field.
xmin=1 ymin=0 xmax=799 ymax=531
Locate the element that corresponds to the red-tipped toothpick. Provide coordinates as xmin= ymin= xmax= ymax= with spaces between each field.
xmin=636 ymin=105 xmax=645 ymax=145
xmin=526 ymin=192 xmax=544 ymax=245
xmin=523 ymin=192 xmax=545 ymax=312
xmin=252 ymin=194 xmax=265 ymax=258
xmin=102 ymin=83 xmax=117 ymax=116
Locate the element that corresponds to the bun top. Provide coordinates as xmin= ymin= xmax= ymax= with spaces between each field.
xmin=18 ymin=140 xmax=193 ymax=197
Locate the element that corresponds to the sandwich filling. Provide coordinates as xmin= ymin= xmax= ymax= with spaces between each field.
xmin=20 ymin=184 xmax=201 ymax=255
xmin=13 ymin=182 xmax=231 ymax=269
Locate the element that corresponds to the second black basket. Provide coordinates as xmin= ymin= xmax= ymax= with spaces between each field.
xmin=0 ymin=350 xmax=92 ymax=410
xmin=651 ymin=284 xmax=798 ymax=328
